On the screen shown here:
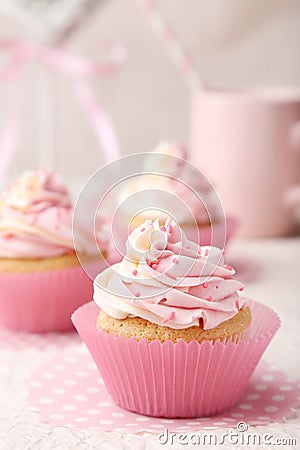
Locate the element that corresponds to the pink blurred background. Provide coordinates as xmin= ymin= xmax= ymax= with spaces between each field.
xmin=1 ymin=0 xmax=300 ymax=184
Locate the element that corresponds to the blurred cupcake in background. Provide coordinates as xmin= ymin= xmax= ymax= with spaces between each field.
xmin=114 ymin=141 xmax=238 ymax=249
xmin=0 ymin=168 xmax=108 ymax=333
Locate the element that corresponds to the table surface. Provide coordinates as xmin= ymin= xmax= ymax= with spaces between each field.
xmin=0 ymin=235 xmax=299 ymax=450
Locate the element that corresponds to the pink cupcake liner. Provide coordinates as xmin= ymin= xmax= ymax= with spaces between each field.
xmin=72 ymin=299 xmax=280 ymax=418
xmin=0 ymin=260 xmax=106 ymax=333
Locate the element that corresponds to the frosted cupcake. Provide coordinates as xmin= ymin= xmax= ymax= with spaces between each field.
xmin=115 ymin=141 xmax=237 ymax=247
xmin=0 ymin=169 xmax=107 ymax=332
xmin=73 ymin=219 xmax=280 ymax=418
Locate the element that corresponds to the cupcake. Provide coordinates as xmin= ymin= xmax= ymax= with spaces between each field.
xmin=114 ymin=141 xmax=238 ymax=248
xmin=0 ymin=169 xmax=107 ymax=332
xmin=72 ymin=219 xmax=280 ymax=418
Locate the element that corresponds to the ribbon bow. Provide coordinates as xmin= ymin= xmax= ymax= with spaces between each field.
xmin=0 ymin=39 xmax=124 ymax=180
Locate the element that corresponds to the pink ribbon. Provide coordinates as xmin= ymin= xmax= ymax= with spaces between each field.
xmin=0 ymin=39 xmax=124 ymax=179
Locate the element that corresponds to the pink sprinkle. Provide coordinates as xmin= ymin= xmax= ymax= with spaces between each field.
xmin=236 ymin=299 xmax=239 ymax=309
xmin=135 ymin=292 xmax=141 ymax=298
xmin=222 ymin=248 xmax=226 ymax=255
xmin=4 ymin=233 xmax=13 ymax=240
xmin=160 ymin=226 xmax=166 ymax=232
xmin=206 ymin=295 xmax=212 ymax=301
xmin=30 ymin=215 xmax=37 ymax=226
xmin=163 ymin=311 xmax=175 ymax=324
xmin=172 ymin=257 xmax=178 ymax=264
xmin=205 ymin=249 xmax=209 ymax=256
xmin=132 ymin=269 xmax=138 ymax=276
xmin=224 ymin=264 xmax=232 ymax=270
xmin=168 ymin=224 xmax=173 ymax=233
xmin=56 ymin=208 xmax=62 ymax=220
xmin=152 ymin=263 xmax=158 ymax=270
xmin=140 ymin=227 xmax=145 ymax=232
xmin=239 ymin=287 xmax=244 ymax=291
xmin=203 ymin=282 xmax=208 ymax=289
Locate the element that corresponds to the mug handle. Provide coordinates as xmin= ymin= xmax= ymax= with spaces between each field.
xmin=286 ymin=185 xmax=300 ymax=207
xmin=286 ymin=120 xmax=300 ymax=207
xmin=290 ymin=120 xmax=300 ymax=152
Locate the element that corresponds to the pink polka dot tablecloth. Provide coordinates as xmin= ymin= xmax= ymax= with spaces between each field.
xmin=28 ymin=345 xmax=300 ymax=433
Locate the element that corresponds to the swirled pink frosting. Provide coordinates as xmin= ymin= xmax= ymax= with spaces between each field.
xmin=94 ymin=219 xmax=245 ymax=330
xmin=0 ymin=169 xmax=102 ymax=258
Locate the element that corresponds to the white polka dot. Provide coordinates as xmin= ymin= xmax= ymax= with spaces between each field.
xmin=87 ymin=409 xmax=100 ymax=415
xmin=255 ymin=384 xmax=267 ymax=391
xmin=62 ymin=404 xmax=76 ymax=411
xmin=77 ymin=346 xmax=86 ymax=354
xmin=124 ymin=423 xmax=136 ymax=427
xmin=28 ymin=406 xmax=39 ymax=412
xmin=264 ymin=406 xmax=279 ymax=413
xmin=269 ymin=365 xmax=279 ymax=372
xmin=111 ymin=412 xmax=125 ymax=418
xmin=239 ymin=404 xmax=253 ymax=410
xmin=280 ymin=385 xmax=292 ymax=391
xmin=51 ymin=388 xmax=65 ymax=395
xmin=187 ymin=421 xmax=201 ymax=425
xmin=65 ymin=356 xmax=76 ymax=363
xmin=151 ymin=424 xmax=165 ymax=428
xmin=42 ymin=372 xmax=54 ymax=379
xmin=87 ymin=363 xmax=96 ymax=370
xmin=231 ymin=412 xmax=244 ymax=418
xmin=213 ymin=422 xmax=228 ymax=426
xmin=85 ymin=387 xmax=99 ymax=394
xmin=257 ymin=416 xmax=271 ymax=420
xmin=272 ymin=395 xmax=285 ymax=402
xmin=247 ymin=393 xmax=261 ymax=400
xmin=49 ymin=413 xmax=64 ymax=420
xmin=261 ymin=374 xmax=275 ymax=382
xmin=135 ymin=416 xmax=150 ymax=422
xmin=75 ymin=417 xmax=88 ymax=422
xmin=64 ymin=379 xmax=76 ymax=386
xmin=160 ymin=419 xmax=174 ymax=424
xmin=30 ymin=381 xmax=42 ymax=388
xmin=99 ymin=420 xmax=113 ymax=425
xmin=39 ymin=397 xmax=53 ymax=405
xmin=98 ymin=401 xmax=111 ymax=407
xmin=74 ymin=394 xmax=88 ymax=402
xmin=75 ymin=371 xmax=88 ymax=378
xmin=53 ymin=364 xmax=66 ymax=371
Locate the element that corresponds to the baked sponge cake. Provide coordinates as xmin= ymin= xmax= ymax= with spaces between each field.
xmin=97 ymin=307 xmax=251 ymax=343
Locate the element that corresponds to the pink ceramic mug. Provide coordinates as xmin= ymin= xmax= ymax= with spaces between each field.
xmin=190 ymin=87 xmax=300 ymax=237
